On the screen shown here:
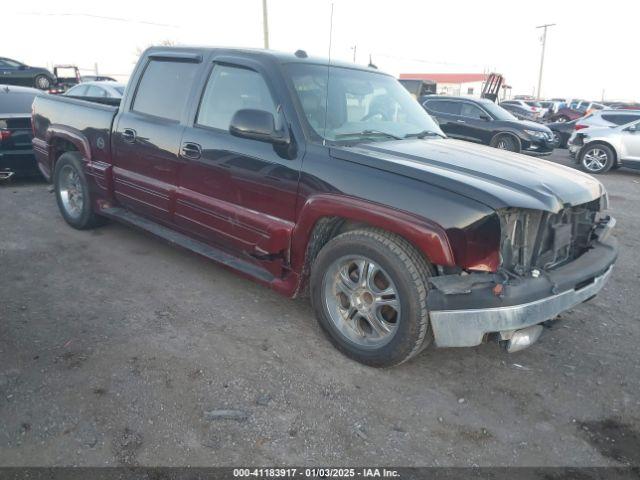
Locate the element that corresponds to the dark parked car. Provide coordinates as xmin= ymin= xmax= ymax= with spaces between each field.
xmin=0 ymin=57 xmax=56 ymax=90
xmin=32 ymin=47 xmax=617 ymax=366
xmin=0 ymin=85 xmax=44 ymax=179
xmin=547 ymin=119 xmax=578 ymax=148
xmin=423 ymin=96 xmax=555 ymax=154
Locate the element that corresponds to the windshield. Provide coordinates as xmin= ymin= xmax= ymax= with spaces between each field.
xmin=481 ymin=101 xmax=517 ymax=121
xmin=287 ymin=64 xmax=443 ymax=142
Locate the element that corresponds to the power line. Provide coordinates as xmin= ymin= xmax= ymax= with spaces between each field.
xmin=13 ymin=11 xmax=179 ymax=28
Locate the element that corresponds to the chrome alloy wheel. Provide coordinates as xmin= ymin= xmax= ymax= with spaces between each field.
xmin=323 ymin=256 xmax=401 ymax=348
xmin=583 ymin=148 xmax=609 ymax=172
xmin=496 ymin=139 xmax=509 ymax=149
xmin=58 ymin=164 xmax=84 ymax=219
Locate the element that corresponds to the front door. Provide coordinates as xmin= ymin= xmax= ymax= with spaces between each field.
xmin=455 ymin=102 xmax=491 ymax=144
xmin=177 ymin=60 xmax=301 ymax=262
xmin=111 ymin=57 xmax=202 ymax=222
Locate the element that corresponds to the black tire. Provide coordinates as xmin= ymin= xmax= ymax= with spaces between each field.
xmin=490 ymin=133 xmax=520 ymax=152
xmin=34 ymin=74 xmax=51 ymax=90
xmin=310 ymin=227 xmax=434 ymax=367
xmin=53 ymin=152 xmax=106 ymax=229
xmin=579 ymin=143 xmax=614 ymax=174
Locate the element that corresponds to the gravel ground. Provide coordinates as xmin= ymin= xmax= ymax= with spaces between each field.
xmin=0 ymin=150 xmax=639 ymax=467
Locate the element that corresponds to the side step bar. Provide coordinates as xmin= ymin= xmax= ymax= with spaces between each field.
xmin=100 ymin=207 xmax=275 ymax=283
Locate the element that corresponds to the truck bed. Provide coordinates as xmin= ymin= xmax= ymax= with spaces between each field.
xmin=31 ymin=94 xmax=119 ymax=180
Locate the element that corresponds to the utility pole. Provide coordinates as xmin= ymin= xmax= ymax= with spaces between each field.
xmin=536 ymin=23 xmax=555 ymax=100
xmin=262 ymin=0 xmax=269 ymax=49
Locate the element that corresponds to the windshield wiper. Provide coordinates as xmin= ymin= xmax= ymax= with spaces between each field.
xmin=404 ymin=130 xmax=445 ymax=139
xmin=334 ymin=130 xmax=403 ymax=140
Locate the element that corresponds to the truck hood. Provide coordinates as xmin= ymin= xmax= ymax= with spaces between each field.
xmin=331 ymin=138 xmax=604 ymax=213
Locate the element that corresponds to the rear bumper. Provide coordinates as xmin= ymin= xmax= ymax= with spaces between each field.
xmin=428 ymin=238 xmax=618 ymax=347
xmin=0 ymin=150 xmax=40 ymax=178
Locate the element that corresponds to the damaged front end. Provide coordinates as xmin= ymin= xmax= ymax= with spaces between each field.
xmin=427 ymin=197 xmax=617 ymax=350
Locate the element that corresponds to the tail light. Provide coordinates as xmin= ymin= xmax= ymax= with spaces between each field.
xmin=0 ymin=125 xmax=11 ymax=141
xmin=574 ymin=124 xmax=588 ymax=131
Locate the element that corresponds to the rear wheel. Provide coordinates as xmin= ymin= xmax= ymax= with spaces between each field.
xmin=491 ymin=134 xmax=520 ymax=152
xmin=53 ymin=153 xmax=106 ymax=229
xmin=579 ymin=144 xmax=614 ymax=174
xmin=310 ymin=228 xmax=433 ymax=367
xmin=34 ymin=74 xmax=51 ymax=90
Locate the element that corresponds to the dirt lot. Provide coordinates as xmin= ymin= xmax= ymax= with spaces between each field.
xmin=1 ymin=150 xmax=639 ymax=467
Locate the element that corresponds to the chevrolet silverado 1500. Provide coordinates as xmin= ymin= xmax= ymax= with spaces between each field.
xmin=32 ymin=47 xmax=617 ymax=366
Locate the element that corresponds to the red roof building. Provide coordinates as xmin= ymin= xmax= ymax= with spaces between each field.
xmin=399 ymin=73 xmax=495 ymax=96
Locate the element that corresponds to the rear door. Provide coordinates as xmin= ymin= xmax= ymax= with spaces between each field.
xmin=0 ymin=59 xmax=19 ymax=86
xmin=111 ymin=54 xmax=202 ymax=222
xmin=176 ymin=56 xmax=301 ymax=262
xmin=422 ymin=99 xmax=461 ymax=136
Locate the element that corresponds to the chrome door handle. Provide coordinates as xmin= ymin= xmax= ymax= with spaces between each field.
xmin=456 ymin=119 xmax=466 ymax=123
xmin=121 ymin=128 xmax=136 ymax=143
xmin=181 ymin=142 xmax=202 ymax=159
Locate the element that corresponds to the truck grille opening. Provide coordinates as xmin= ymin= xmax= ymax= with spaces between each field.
xmin=499 ymin=199 xmax=601 ymax=274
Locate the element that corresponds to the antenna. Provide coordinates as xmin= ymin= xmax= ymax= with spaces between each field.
xmin=322 ymin=2 xmax=334 ymax=146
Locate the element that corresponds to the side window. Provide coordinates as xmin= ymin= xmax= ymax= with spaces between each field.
xmin=86 ymin=85 xmax=106 ymax=97
xmin=604 ymin=114 xmax=640 ymax=125
xmin=424 ymin=100 xmax=461 ymax=115
xmin=460 ymin=103 xmax=485 ymax=119
xmin=132 ymin=59 xmax=200 ymax=121
xmin=196 ymin=64 xmax=277 ymax=131
xmin=67 ymin=85 xmax=88 ymax=96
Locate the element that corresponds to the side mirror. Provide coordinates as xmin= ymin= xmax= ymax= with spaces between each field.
xmin=627 ymin=124 xmax=638 ymax=132
xmin=229 ymin=109 xmax=289 ymax=145
xmin=480 ymin=114 xmax=491 ymax=121
xmin=18 ymin=65 xmax=27 ymax=71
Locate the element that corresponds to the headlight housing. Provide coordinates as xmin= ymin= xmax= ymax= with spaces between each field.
xmin=524 ymin=129 xmax=547 ymax=139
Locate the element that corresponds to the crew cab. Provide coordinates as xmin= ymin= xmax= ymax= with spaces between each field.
xmin=32 ymin=47 xmax=617 ymax=367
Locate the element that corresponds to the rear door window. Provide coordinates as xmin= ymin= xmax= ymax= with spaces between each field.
xmin=132 ymin=59 xmax=200 ymax=121
xmin=423 ymin=100 xmax=461 ymax=115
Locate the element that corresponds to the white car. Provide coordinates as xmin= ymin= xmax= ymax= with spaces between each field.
xmin=574 ymin=109 xmax=640 ymax=130
xmin=568 ymin=119 xmax=640 ymax=173
xmin=65 ymin=81 xmax=125 ymax=99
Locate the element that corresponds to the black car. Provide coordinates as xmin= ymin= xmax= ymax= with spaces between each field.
xmin=422 ymin=96 xmax=555 ymax=155
xmin=0 ymin=85 xmax=44 ymax=179
xmin=547 ymin=119 xmax=578 ymax=149
xmin=0 ymin=57 xmax=56 ymax=90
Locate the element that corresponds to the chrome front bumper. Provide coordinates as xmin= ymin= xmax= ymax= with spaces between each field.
xmin=430 ymin=265 xmax=613 ymax=348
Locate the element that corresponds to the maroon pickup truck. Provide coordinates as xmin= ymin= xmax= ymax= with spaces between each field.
xmin=32 ymin=47 xmax=617 ymax=366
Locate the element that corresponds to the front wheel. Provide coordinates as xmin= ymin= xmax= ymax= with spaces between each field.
xmin=34 ymin=74 xmax=51 ymax=90
xmin=579 ymin=144 xmax=614 ymax=174
xmin=53 ymin=153 xmax=106 ymax=229
xmin=310 ymin=228 xmax=433 ymax=367
xmin=491 ymin=134 xmax=520 ymax=152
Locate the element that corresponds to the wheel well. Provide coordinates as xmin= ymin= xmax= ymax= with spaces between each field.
xmin=580 ymin=141 xmax=618 ymax=164
xmin=51 ymin=138 xmax=79 ymax=170
xmin=294 ymin=216 xmax=431 ymax=297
